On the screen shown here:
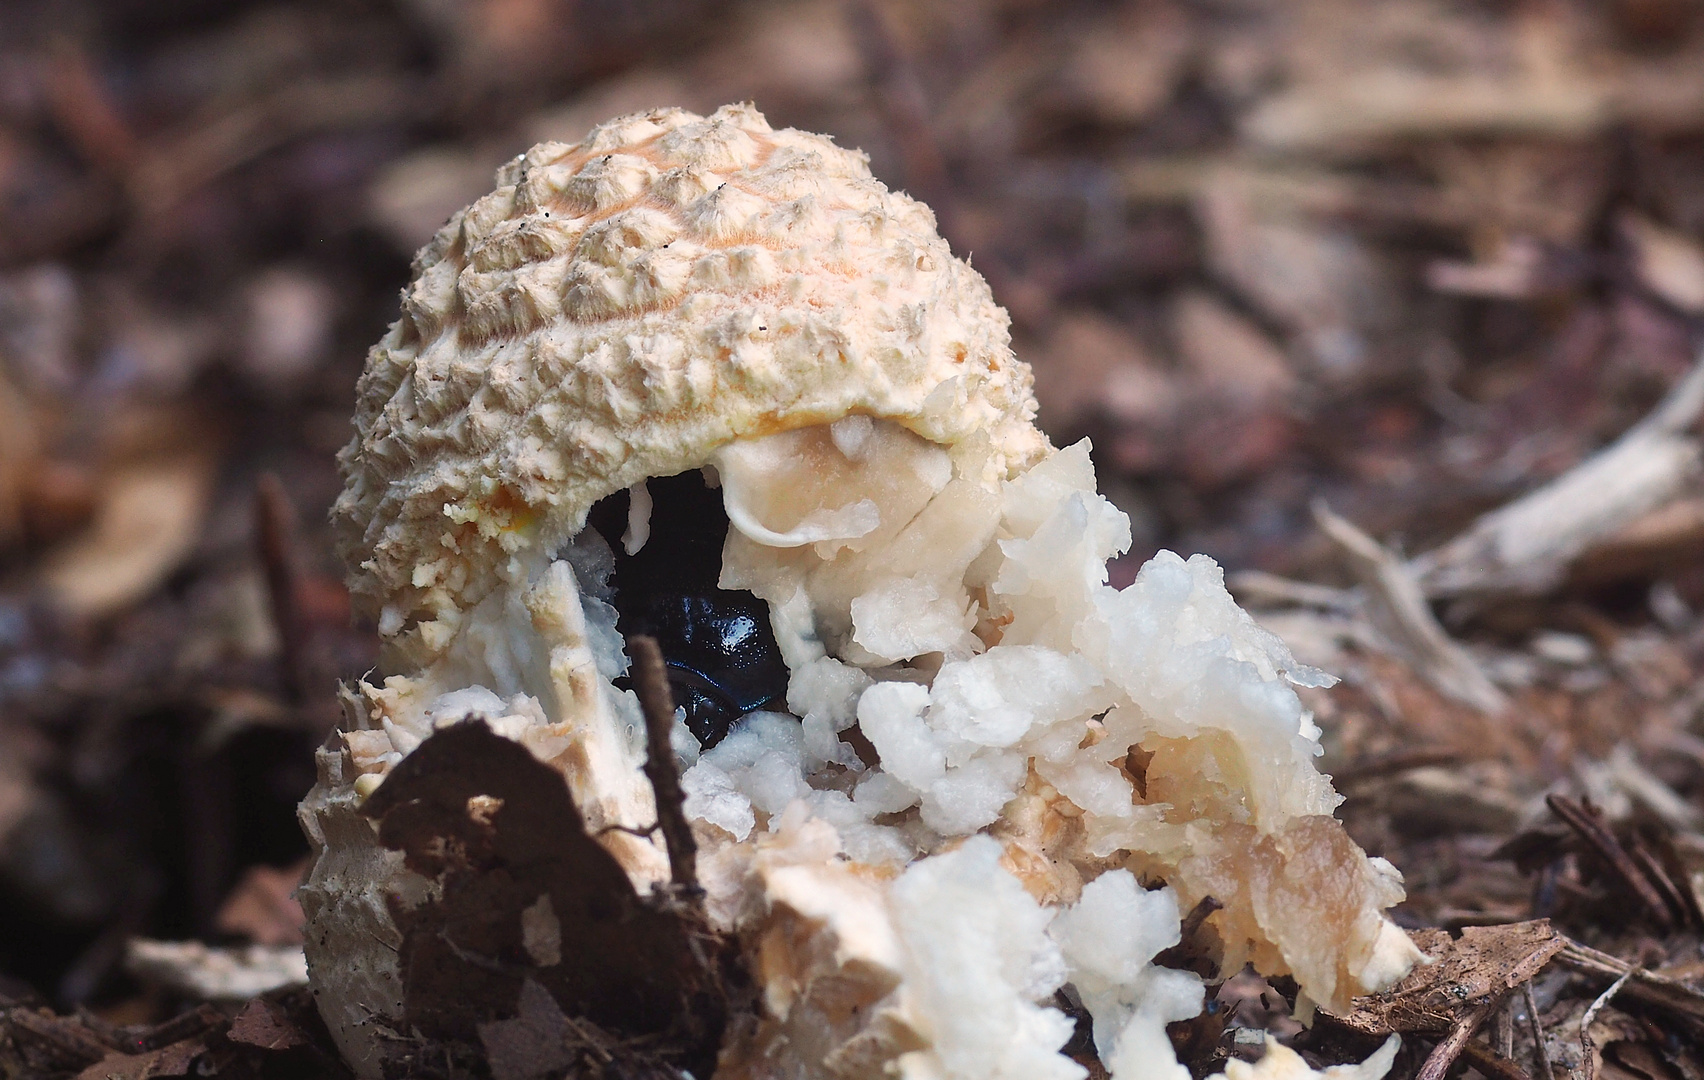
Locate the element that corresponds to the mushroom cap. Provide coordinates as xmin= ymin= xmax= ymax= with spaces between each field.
xmin=334 ymin=103 xmax=1047 ymax=648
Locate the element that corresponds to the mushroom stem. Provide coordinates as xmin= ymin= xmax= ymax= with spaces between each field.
xmin=629 ymin=634 xmax=700 ymax=895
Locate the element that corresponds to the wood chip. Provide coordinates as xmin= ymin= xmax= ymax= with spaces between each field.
xmin=1328 ymin=920 xmax=1565 ymax=1036
xmin=1412 ymin=351 xmax=1704 ymax=600
xmin=1313 ymin=500 xmax=1507 ymax=713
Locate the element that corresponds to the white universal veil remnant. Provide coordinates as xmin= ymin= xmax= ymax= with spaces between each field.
xmin=300 ymin=104 xmax=1422 ymax=1080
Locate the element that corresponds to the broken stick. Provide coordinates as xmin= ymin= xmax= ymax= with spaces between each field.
xmin=1413 ymin=349 xmax=1704 ymax=598
xmin=627 ymin=634 xmax=700 ymax=895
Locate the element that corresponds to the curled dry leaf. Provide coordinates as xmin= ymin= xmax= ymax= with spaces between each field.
xmin=213 ymin=859 xmax=308 ymax=947
xmin=38 ymin=452 xmax=215 ymax=618
xmin=349 ymin=720 xmax=734 ymax=1080
xmin=226 ymin=996 xmax=309 ymax=1052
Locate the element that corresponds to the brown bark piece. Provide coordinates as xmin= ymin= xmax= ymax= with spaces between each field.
xmin=6 ymin=1007 xmax=122 ymax=1071
xmin=1326 ymin=920 xmax=1565 ymax=1036
xmin=73 ymin=1039 xmax=203 ymax=1080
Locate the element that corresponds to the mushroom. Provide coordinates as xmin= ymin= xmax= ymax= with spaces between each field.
xmin=300 ymin=104 xmax=1420 ymax=1080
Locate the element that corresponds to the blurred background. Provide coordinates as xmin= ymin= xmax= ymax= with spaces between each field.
xmin=4 ymin=0 xmax=1704 ymax=1041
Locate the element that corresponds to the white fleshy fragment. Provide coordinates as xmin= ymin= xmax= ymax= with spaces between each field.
xmin=830 ymin=414 xmax=875 ymax=459
xmin=800 ymin=711 xmax=861 ymax=771
xmin=769 ymin=585 xmax=829 ymax=669
xmin=717 ymin=429 xmax=886 ymax=547
xmin=622 ymin=479 xmax=652 ymax=555
xmin=1358 ymin=899 xmax=1429 ymax=993
xmin=1051 ymin=871 xmax=1202 ymax=1080
xmin=1080 ymin=550 xmax=1343 ymax=829
xmin=1285 ymin=664 xmax=1340 ymax=690
xmin=857 ymin=682 xmax=943 ymax=792
xmin=670 ymin=709 xmax=702 ymax=768
xmin=560 ymin=531 xmax=629 ymax=680
xmin=786 ymin=656 xmax=873 ymax=732
xmin=929 ymin=646 xmax=1107 ymax=754
xmin=922 ymin=752 xmax=1027 ymax=835
xmin=682 ymin=759 xmax=755 ymax=841
xmin=990 ymin=442 xmax=1131 ymax=651
xmin=423 ymin=687 xmax=549 ymax=743
xmin=126 ymin=940 xmax=308 ymax=1001
xmin=424 ymin=685 xmax=508 ymax=724
xmin=851 ymin=575 xmax=981 ymax=663
xmin=789 ymin=655 xmax=872 ymax=770
xmin=855 ymin=770 xmax=920 ymax=815
xmin=1210 ymin=1036 xmax=1401 ymax=1080
xmin=1000 ymin=439 xmax=1099 ymax=539
xmin=888 ymin=837 xmax=1084 ymax=1080
xmin=707 ymin=712 xmax=811 ymax=816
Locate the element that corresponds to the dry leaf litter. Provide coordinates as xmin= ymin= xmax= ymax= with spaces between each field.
xmin=4 ymin=2 xmax=1704 ymax=1080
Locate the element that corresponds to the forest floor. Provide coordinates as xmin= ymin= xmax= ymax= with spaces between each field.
xmin=5 ymin=0 xmax=1704 ymax=1077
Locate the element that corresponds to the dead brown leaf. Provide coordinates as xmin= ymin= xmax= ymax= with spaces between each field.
xmin=38 ymin=452 xmax=214 ymax=618
xmin=226 ymin=996 xmax=307 ymax=1052
xmin=1328 ymin=920 xmax=1565 ymax=1036
xmin=359 ymin=720 xmax=735 ymax=1078
xmin=73 ymin=1038 xmax=203 ymax=1080
xmin=213 ymin=859 xmax=307 ymax=948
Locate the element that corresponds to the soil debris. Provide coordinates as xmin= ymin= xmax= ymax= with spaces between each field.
xmin=3 ymin=0 xmax=1704 ymax=1076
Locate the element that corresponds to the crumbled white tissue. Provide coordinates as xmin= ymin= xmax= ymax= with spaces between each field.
xmin=1051 ymin=872 xmax=1203 ymax=1080
xmin=333 ymin=423 xmax=1419 ymax=1080
xmin=1213 ymin=1036 xmax=1402 ymax=1080
xmin=887 ymin=836 xmax=1081 ymax=1080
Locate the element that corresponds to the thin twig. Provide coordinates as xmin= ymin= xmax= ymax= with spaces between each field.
xmin=1332 ymin=748 xmax=1466 ymax=789
xmin=1545 ymin=795 xmax=1674 ymax=929
xmin=1226 ymin=569 xmax=1358 ymax=612
xmin=627 ymin=635 xmax=699 ymax=895
xmin=1178 ymin=895 xmax=1223 ymax=941
xmin=129 ymin=75 xmax=422 ymax=215
xmin=1153 ymin=896 xmax=1222 ymax=970
xmin=134 ymin=1004 xmax=225 ymax=1052
xmin=1628 ymin=837 xmax=1694 ymax=927
xmin=1495 ymin=998 xmax=1515 ymax=1059
xmin=1579 ymin=969 xmax=1635 ymax=1080
xmin=1523 ymin=981 xmax=1552 ymax=1080
xmin=256 ymin=474 xmax=308 ymax=706
xmin=1413 ymin=346 xmax=1704 ymax=598
xmin=46 ymin=39 xmax=140 ymax=175
xmin=1460 ymin=1036 xmax=1533 ymax=1080
xmin=559 ymin=1011 xmax=616 ymax=1065
xmin=1417 ymin=993 xmax=1508 ymax=1080
xmin=1552 ymin=939 xmax=1704 ymax=1036
xmin=1313 ymin=499 xmax=1507 ymax=712
xmin=595 ymin=822 xmax=661 ymax=840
